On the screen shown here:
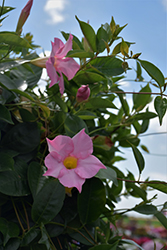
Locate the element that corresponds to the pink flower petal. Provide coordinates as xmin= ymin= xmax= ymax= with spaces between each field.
xmin=58 ymin=168 xmax=85 ymax=192
xmin=46 ymin=135 xmax=74 ymax=159
xmin=51 ymin=38 xmax=64 ymax=57
xmin=72 ymin=129 xmax=93 ymax=159
xmin=56 ymin=34 xmax=73 ymax=58
xmin=44 ymin=154 xmax=64 ymax=178
xmin=57 ymin=57 xmax=80 ymax=80
xmin=46 ymin=58 xmax=59 ymax=88
xmin=75 ymin=155 xmax=106 ymax=179
xmin=57 ymin=71 xmax=65 ymax=95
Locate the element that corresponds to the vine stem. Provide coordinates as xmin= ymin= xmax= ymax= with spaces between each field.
xmin=112 ymin=91 xmax=167 ymax=97
xmin=11 ymin=198 xmax=25 ymax=233
xmin=117 ymin=178 xmax=167 ymax=185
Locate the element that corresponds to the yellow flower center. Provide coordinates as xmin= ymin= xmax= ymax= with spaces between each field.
xmin=63 ymin=156 xmax=78 ymax=169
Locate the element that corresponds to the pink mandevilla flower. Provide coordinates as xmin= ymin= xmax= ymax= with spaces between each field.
xmin=44 ymin=129 xmax=106 ymax=192
xmin=46 ymin=34 xmax=80 ymax=95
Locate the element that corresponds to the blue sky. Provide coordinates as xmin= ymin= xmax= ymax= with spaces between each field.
xmin=2 ymin=0 xmax=167 ymax=215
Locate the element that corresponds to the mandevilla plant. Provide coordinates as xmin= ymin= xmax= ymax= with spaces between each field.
xmin=0 ymin=1 xmax=166 ymax=250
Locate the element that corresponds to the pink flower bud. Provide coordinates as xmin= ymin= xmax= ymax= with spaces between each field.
xmin=76 ymin=85 xmax=90 ymax=103
xmin=16 ymin=0 xmax=33 ymax=34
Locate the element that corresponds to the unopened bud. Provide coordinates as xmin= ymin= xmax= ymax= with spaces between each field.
xmin=30 ymin=57 xmax=49 ymax=68
xmin=76 ymin=85 xmax=90 ymax=103
xmin=16 ymin=0 xmax=33 ymax=35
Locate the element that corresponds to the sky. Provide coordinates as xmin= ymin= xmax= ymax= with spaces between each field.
xmin=1 ymin=0 xmax=167 ymax=216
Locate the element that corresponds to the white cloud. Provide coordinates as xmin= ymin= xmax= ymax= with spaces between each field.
xmin=44 ymin=0 xmax=68 ymax=24
xmin=162 ymin=0 xmax=167 ymax=11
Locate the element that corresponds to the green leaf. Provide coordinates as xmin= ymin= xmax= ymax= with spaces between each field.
xmin=78 ymin=178 xmax=106 ymax=224
xmin=0 ymin=152 xmax=14 ymax=172
xmin=96 ymin=166 xmax=118 ymax=186
xmin=0 ymin=59 xmax=29 ymax=72
xmin=28 ymin=162 xmax=48 ymax=199
xmin=4 ymin=238 xmax=21 ymax=250
xmin=1 ymin=122 xmax=40 ymax=154
xmin=73 ymin=70 xmax=106 ymax=84
xmin=126 ymin=182 xmax=147 ymax=201
xmin=133 ymin=84 xmax=152 ymax=111
xmin=138 ymin=59 xmax=165 ymax=87
xmin=0 ymin=32 xmax=32 ymax=48
xmin=0 ymin=158 xmax=30 ymax=196
xmin=75 ymin=16 xmax=97 ymax=52
xmin=85 ymin=97 xmax=117 ymax=109
xmin=0 ymin=104 xmax=13 ymax=124
xmin=126 ymin=111 xmax=157 ymax=123
xmin=21 ymin=228 xmax=40 ymax=247
xmin=76 ymin=110 xmax=97 ymax=120
xmin=0 ymin=6 xmax=15 ymax=16
xmin=90 ymin=56 xmax=124 ymax=77
xmin=147 ymin=181 xmax=167 ymax=194
xmin=55 ymin=94 xmax=68 ymax=112
xmin=67 ymin=49 xmax=94 ymax=58
xmin=134 ymin=204 xmax=157 ymax=215
xmin=64 ymin=113 xmax=88 ymax=137
xmin=0 ymin=218 xmax=20 ymax=246
xmin=131 ymin=145 xmax=145 ymax=174
xmin=96 ymin=26 xmax=109 ymax=53
xmin=31 ymin=179 xmax=65 ymax=224
xmin=19 ymin=108 xmax=36 ymax=122
xmin=154 ymin=96 xmax=167 ymax=125
xmin=11 ymin=89 xmax=35 ymax=101
xmin=154 ymin=211 xmax=167 ymax=229
xmin=0 ymin=72 xmax=17 ymax=89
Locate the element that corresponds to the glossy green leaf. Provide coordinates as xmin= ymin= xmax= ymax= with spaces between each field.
xmin=0 ymin=32 xmax=32 ymax=48
xmin=126 ymin=111 xmax=157 ymax=123
xmin=0 ymin=104 xmax=13 ymax=124
xmin=3 ymin=238 xmax=21 ymax=250
xmin=19 ymin=108 xmax=36 ymax=122
xmin=1 ymin=122 xmax=40 ymax=154
xmin=75 ymin=16 xmax=97 ymax=52
xmin=147 ymin=181 xmax=167 ymax=194
xmin=21 ymin=228 xmax=40 ymax=246
xmin=90 ymin=56 xmax=124 ymax=76
xmin=0 ymin=59 xmax=29 ymax=72
xmin=154 ymin=96 xmax=167 ymax=125
xmin=0 ymin=158 xmax=30 ymax=196
xmin=131 ymin=145 xmax=145 ymax=174
xmin=31 ymin=179 xmax=65 ymax=224
xmin=70 ymin=227 xmax=95 ymax=246
xmin=138 ymin=59 xmax=165 ymax=87
xmin=134 ymin=204 xmax=157 ymax=215
xmin=73 ymin=70 xmax=106 ymax=84
xmin=0 ymin=152 xmax=14 ymax=172
xmin=28 ymin=162 xmax=48 ymax=199
xmin=96 ymin=26 xmax=109 ymax=53
xmin=154 ymin=211 xmax=167 ymax=229
xmin=67 ymin=49 xmax=94 ymax=58
xmin=96 ymin=166 xmax=118 ymax=186
xmin=0 ymin=73 xmax=17 ymax=89
xmin=11 ymin=89 xmax=35 ymax=101
xmin=78 ymin=178 xmax=106 ymax=224
xmin=0 ymin=6 xmax=15 ymax=16
xmin=126 ymin=182 xmax=147 ymax=201
xmin=55 ymin=94 xmax=68 ymax=112
xmin=76 ymin=110 xmax=97 ymax=120
xmin=0 ymin=218 xmax=20 ymax=246
xmin=64 ymin=113 xmax=88 ymax=137
xmin=133 ymin=84 xmax=152 ymax=111
xmin=85 ymin=97 xmax=117 ymax=109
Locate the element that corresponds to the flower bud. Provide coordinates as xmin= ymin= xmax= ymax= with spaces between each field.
xmin=30 ymin=57 xmax=49 ymax=68
xmin=16 ymin=0 xmax=33 ymax=35
xmin=76 ymin=85 xmax=90 ymax=103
